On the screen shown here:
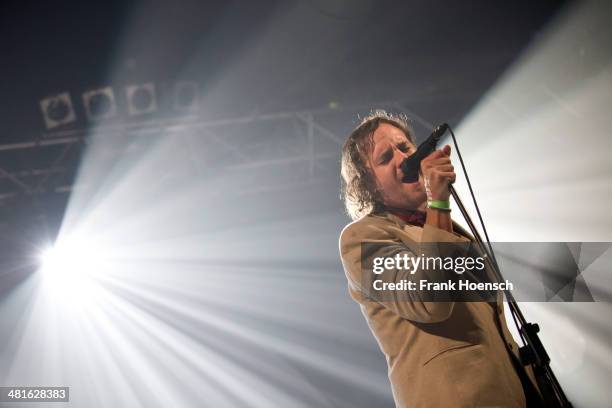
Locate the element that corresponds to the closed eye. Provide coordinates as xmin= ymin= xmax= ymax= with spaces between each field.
xmin=398 ymin=143 xmax=411 ymax=153
xmin=379 ymin=149 xmax=392 ymax=164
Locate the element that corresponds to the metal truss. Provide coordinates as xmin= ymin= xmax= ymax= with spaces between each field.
xmin=0 ymin=100 xmax=424 ymax=208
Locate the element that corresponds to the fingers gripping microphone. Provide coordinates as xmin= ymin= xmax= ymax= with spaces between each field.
xmin=400 ymin=123 xmax=449 ymax=183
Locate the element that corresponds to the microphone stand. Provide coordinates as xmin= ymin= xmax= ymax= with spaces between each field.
xmin=449 ymin=185 xmax=572 ymax=407
xmin=440 ymin=122 xmax=572 ymax=407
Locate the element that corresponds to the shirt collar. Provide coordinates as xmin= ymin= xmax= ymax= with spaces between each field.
xmin=385 ymin=208 xmax=427 ymax=227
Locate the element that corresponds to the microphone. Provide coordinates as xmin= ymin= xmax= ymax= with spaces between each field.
xmin=400 ymin=123 xmax=449 ymax=183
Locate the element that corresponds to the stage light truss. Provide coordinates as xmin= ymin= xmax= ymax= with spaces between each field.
xmin=0 ymin=102 xmax=410 ymax=209
xmin=0 ymin=97 xmax=446 ymax=216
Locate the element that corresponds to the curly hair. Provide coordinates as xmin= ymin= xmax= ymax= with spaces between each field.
xmin=340 ymin=110 xmax=415 ymax=220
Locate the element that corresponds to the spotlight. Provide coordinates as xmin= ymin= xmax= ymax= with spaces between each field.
xmin=126 ymin=82 xmax=158 ymax=116
xmin=174 ymin=81 xmax=200 ymax=112
xmin=40 ymin=238 xmax=104 ymax=300
xmin=40 ymin=92 xmax=76 ymax=129
xmin=82 ymin=87 xmax=117 ymax=120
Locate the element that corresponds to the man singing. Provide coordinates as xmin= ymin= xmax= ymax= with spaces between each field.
xmin=338 ymin=111 xmax=541 ymax=407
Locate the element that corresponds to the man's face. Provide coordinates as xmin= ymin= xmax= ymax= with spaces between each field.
xmin=367 ymin=123 xmax=427 ymax=210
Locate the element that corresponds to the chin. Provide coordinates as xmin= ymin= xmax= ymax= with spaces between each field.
xmin=402 ymin=182 xmax=424 ymax=195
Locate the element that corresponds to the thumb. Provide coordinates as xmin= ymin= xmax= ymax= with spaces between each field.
xmin=441 ymin=144 xmax=451 ymax=156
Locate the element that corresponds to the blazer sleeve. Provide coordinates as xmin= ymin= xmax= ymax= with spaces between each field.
xmin=339 ymin=220 xmax=472 ymax=323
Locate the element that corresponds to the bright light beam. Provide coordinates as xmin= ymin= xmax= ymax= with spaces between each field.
xmin=453 ymin=2 xmax=612 ymax=406
xmin=39 ymin=237 xmax=107 ymax=303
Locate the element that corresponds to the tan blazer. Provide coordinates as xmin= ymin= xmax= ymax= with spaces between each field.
xmin=339 ymin=211 xmax=539 ymax=407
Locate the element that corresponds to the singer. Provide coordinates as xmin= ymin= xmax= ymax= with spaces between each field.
xmin=338 ymin=111 xmax=542 ymax=407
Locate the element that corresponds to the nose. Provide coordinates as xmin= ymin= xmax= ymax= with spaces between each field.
xmin=395 ymin=149 xmax=409 ymax=178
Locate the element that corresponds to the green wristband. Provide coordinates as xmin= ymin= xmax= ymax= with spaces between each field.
xmin=427 ymin=199 xmax=451 ymax=211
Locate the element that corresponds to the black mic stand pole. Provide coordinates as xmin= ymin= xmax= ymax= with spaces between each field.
xmin=449 ymin=185 xmax=571 ymax=407
xmin=403 ymin=123 xmax=572 ymax=406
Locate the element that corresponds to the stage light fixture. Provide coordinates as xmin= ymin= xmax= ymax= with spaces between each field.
xmin=40 ymin=92 xmax=77 ymax=129
xmin=126 ymin=82 xmax=158 ymax=116
xmin=40 ymin=237 xmax=105 ymax=300
xmin=173 ymin=81 xmax=200 ymax=111
xmin=82 ymin=87 xmax=117 ymax=120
